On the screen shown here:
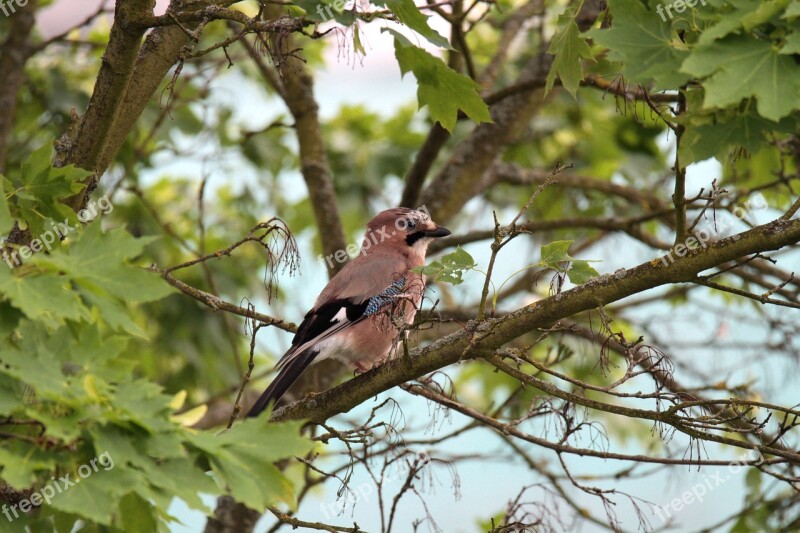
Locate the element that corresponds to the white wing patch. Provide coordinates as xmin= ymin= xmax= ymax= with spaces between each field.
xmin=332 ymin=308 xmax=348 ymax=322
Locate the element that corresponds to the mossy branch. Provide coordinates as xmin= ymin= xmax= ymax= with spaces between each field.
xmin=272 ymin=217 xmax=800 ymax=424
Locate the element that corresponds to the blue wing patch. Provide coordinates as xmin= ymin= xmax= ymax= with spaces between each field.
xmin=364 ymin=278 xmax=405 ymax=316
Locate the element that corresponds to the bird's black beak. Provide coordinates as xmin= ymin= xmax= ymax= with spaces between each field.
xmin=423 ymin=225 xmax=451 ymax=238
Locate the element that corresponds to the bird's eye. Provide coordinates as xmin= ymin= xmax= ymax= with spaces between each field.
xmin=394 ymin=216 xmax=418 ymax=231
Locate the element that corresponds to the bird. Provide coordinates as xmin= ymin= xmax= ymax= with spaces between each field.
xmin=246 ymin=207 xmax=451 ymax=418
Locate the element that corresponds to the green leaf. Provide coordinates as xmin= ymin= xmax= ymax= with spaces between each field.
xmin=143 ymin=431 xmax=187 ymax=460
xmin=0 ymin=269 xmax=89 ymax=327
xmin=389 ymin=30 xmax=491 ymax=131
xmin=4 ymin=321 xmax=79 ymax=393
xmin=53 ymin=510 xmax=82 ymax=533
xmin=538 ymin=240 xmax=599 ymax=284
xmin=26 ymin=409 xmax=86 ymax=442
xmin=546 ymin=13 xmax=592 ymax=97
xmin=22 ymin=143 xmax=54 ymax=182
xmin=780 ymin=28 xmax=800 ymax=54
xmin=293 ymin=0 xmax=332 ymax=22
xmin=0 ymin=374 xmax=24 ymax=415
xmin=211 ymin=419 xmax=314 ymax=464
xmin=33 ymin=224 xmax=173 ymax=303
xmin=745 ymin=466 xmax=762 ymax=493
xmin=150 ymin=458 xmax=218 ymax=511
xmin=0 ymin=300 xmax=23 ymax=337
xmin=7 ymin=143 xmax=89 ymax=238
xmin=373 ymin=0 xmax=451 ymax=49
xmin=80 ymin=286 xmax=148 ymax=337
xmin=567 ymin=260 xmax=600 ymax=284
xmin=49 ymin=466 xmax=141 ymax=525
xmin=678 ymin=109 xmax=797 ymax=163
xmin=187 ymin=419 xmax=314 ymax=510
xmin=110 ymin=380 xmax=176 ymax=432
xmin=441 ymin=247 xmax=476 ymax=270
xmin=681 ymin=35 xmax=800 ymax=121
xmin=696 ymin=0 xmax=786 ymax=45
xmin=91 ymin=424 xmax=216 ymax=512
xmin=740 ymin=0 xmax=791 ymax=31
xmin=0 ymin=444 xmax=55 ymax=488
xmin=118 ymin=492 xmax=158 ymax=532
xmin=292 ymin=0 xmax=355 ymax=24
xmin=696 ymin=0 xmax=757 ymax=45
xmin=539 ymin=240 xmax=574 ymax=268
xmin=414 ymin=247 xmax=476 ymax=285
xmin=587 ymin=0 xmax=691 ymax=89
xmin=372 ymin=0 xmax=453 ymax=50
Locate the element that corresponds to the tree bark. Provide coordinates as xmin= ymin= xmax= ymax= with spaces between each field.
xmin=272 ymin=216 xmax=800 ymax=423
xmin=0 ymin=0 xmax=38 ymax=174
xmin=419 ymin=53 xmax=552 ymax=222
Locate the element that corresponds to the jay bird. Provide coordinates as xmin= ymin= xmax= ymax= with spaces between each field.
xmin=247 ymin=207 xmax=451 ymax=417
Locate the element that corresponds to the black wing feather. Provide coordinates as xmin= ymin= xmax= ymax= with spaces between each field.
xmin=247 ymin=282 xmax=403 ymax=417
xmin=246 ymin=348 xmax=318 ymax=417
xmin=290 ymin=299 xmax=369 ymax=349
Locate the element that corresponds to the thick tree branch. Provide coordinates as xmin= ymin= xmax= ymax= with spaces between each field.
xmin=419 ymin=52 xmax=553 ymax=222
xmin=400 ymin=123 xmax=449 ymax=208
xmin=54 ymin=0 xmax=253 ymax=209
xmin=0 ymin=0 xmax=38 ymax=173
xmin=55 ymin=0 xmax=156 ymax=194
xmin=272 ymin=217 xmax=800 ymax=423
xmin=96 ymin=17 xmax=204 ymax=173
xmin=252 ymin=8 xmax=347 ymax=278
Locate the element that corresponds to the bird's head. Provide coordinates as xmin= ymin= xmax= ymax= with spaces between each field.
xmin=362 ymin=207 xmax=451 ymax=256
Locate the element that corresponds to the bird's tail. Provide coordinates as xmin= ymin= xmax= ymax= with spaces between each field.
xmin=246 ymin=349 xmax=317 ymax=418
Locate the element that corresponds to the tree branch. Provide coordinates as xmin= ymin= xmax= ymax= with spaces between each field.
xmin=0 ymin=0 xmax=38 ymax=173
xmin=492 ymin=162 xmax=668 ymax=211
xmin=55 ymin=0 xmax=156 ymax=203
xmin=250 ymin=8 xmax=347 ymax=278
xmin=399 ymin=123 xmax=449 ymax=208
xmin=96 ymin=11 xmax=207 ymax=173
xmin=419 ymin=52 xmax=553 ymax=222
xmin=429 ymin=215 xmax=672 ymax=254
xmin=272 ymin=217 xmax=800 ymax=423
